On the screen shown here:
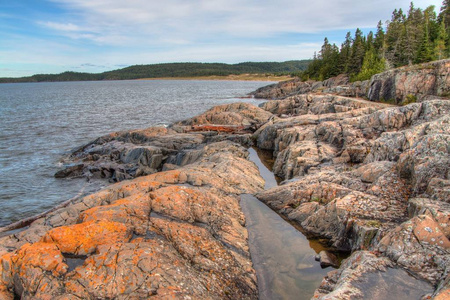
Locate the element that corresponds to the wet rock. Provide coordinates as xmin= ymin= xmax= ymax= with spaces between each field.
xmin=314 ymin=251 xmax=434 ymax=299
xmin=317 ymin=250 xmax=339 ymax=268
xmin=54 ymin=164 xmax=84 ymax=178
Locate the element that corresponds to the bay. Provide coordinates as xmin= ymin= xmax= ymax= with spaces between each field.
xmin=0 ymin=79 xmax=271 ymax=226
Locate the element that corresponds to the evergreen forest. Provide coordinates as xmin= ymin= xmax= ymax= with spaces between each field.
xmin=302 ymin=1 xmax=450 ymax=82
xmin=0 ymin=61 xmax=310 ymax=83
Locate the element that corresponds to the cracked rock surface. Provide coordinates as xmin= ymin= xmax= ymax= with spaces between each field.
xmin=0 ymin=137 xmax=263 ymax=299
xmin=253 ymin=91 xmax=449 ymax=298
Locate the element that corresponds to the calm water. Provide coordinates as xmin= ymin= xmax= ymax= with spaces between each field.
xmin=0 ymin=80 xmax=271 ymax=226
xmin=242 ymin=148 xmax=333 ymax=300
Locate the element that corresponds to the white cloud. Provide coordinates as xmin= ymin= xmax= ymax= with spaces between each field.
xmin=39 ymin=21 xmax=82 ymax=32
xmin=46 ymin=0 xmax=443 ymax=43
xmin=2 ymin=0 xmax=444 ymax=76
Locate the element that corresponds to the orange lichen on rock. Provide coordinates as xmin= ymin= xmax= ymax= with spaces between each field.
xmin=0 ymin=242 xmax=68 ymax=298
xmin=12 ymin=242 xmax=67 ymax=276
xmin=64 ymin=241 xmax=216 ymax=299
xmin=79 ymin=193 xmax=151 ymax=235
xmin=412 ymin=215 xmax=450 ymax=248
xmin=0 ymin=252 xmax=13 ymax=298
xmin=42 ymin=220 xmax=132 ymax=255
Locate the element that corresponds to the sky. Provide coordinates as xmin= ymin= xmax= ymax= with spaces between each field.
xmin=0 ymin=0 xmax=443 ymax=77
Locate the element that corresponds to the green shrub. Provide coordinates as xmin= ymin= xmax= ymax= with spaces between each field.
xmin=402 ymin=94 xmax=417 ymax=105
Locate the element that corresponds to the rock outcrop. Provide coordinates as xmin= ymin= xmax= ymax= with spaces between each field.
xmin=253 ymin=91 xmax=449 ymax=297
xmin=54 ymin=102 xmax=271 ymax=182
xmin=251 ymin=58 xmax=450 ymax=105
xmin=250 ymin=74 xmax=369 ymax=100
xmin=1 ymin=62 xmax=449 ymax=299
xmin=368 ymin=59 xmax=450 ymax=103
xmin=0 ymin=140 xmax=263 ymax=299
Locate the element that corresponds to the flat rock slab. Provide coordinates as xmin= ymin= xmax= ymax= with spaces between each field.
xmin=350 ymin=267 xmax=433 ymax=300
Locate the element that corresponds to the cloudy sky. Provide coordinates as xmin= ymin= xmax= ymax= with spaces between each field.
xmin=0 ymin=0 xmax=443 ymax=77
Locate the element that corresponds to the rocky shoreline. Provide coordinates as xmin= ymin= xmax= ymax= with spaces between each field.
xmin=1 ymin=60 xmax=449 ymax=299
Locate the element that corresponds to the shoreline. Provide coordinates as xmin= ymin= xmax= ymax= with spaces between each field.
xmin=135 ymin=74 xmax=293 ymax=82
xmin=0 ymin=60 xmax=449 ymax=299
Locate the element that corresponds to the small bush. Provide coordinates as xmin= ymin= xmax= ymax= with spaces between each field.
xmin=402 ymin=94 xmax=417 ymax=105
xmin=367 ymin=220 xmax=381 ymax=228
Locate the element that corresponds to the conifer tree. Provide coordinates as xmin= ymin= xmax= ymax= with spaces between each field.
xmin=349 ymin=28 xmax=366 ymax=75
xmin=339 ymin=32 xmax=352 ymax=73
xmin=374 ymin=21 xmax=386 ymax=55
xmin=435 ymin=19 xmax=448 ymax=59
xmin=415 ymin=18 xmax=434 ymax=63
xmin=301 ymin=3 xmax=444 ymax=82
xmin=354 ymin=48 xmax=386 ymax=81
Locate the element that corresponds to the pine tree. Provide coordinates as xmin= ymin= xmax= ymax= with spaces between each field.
xmin=404 ymin=3 xmax=424 ymax=65
xmin=438 ymin=1 xmax=450 ymax=53
xmin=339 ymin=32 xmax=352 ymax=73
xmin=415 ymin=19 xmax=434 ymax=63
xmin=374 ymin=21 xmax=386 ymax=55
xmin=354 ymin=48 xmax=386 ymax=81
xmin=349 ymin=28 xmax=366 ymax=75
xmin=435 ymin=19 xmax=448 ymax=59
xmin=386 ymin=8 xmax=406 ymax=67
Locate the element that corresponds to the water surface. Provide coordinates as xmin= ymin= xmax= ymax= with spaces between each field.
xmin=0 ymin=80 xmax=271 ymax=226
xmin=241 ymin=148 xmax=334 ymax=300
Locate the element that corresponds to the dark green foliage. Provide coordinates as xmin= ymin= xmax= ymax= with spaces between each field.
xmin=0 ymin=61 xmax=311 ymax=83
xmin=352 ymin=49 xmax=386 ymax=81
xmin=303 ymin=1 xmax=449 ymax=82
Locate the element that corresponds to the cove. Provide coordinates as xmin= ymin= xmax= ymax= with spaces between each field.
xmin=241 ymin=147 xmax=336 ymax=300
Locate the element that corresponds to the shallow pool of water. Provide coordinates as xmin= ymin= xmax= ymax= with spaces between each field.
xmin=241 ymin=148 xmax=338 ymax=299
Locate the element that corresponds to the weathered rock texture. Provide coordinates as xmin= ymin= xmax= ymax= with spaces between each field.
xmin=251 ymin=59 xmax=450 ymax=105
xmin=253 ymin=92 xmax=449 ymax=297
xmin=0 ymin=102 xmax=277 ymax=299
xmin=368 ymin=59 xmax=450 ymax=103
xmin=250 ymin=75 xmax=369 ymax=100
xmin=54 ymin=102 xmax=271 ymax=182
xmin=0 ymin=140 xmax=263 ymax=299
xmin=2 ymin=62 xmax=449 ymax=299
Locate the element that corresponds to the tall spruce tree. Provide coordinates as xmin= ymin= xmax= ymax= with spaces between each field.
xmin=349 ymin=28 xmax=366 ymax=75
xmin=435 ymin=19 xmax=448 ymax=59
xmin=374 ymin=21 xmax=386 ymax=55
xmin=301 ymin=3 xmax=444 ymax=82
xmin=339 ymin=32 xmax=353 ymax=73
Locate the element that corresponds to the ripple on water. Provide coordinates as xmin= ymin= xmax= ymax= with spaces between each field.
xmin=0 ymin=80 xmax=271 ymax=226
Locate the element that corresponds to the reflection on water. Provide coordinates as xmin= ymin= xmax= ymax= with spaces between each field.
xmin=241 ymin=194 xmax=333 ymax=300
xmin=242 ymin=147 xmax=337 ymax=299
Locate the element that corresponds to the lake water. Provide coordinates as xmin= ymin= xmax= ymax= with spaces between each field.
xmin=0 ymin=80 xmax=271 ymax=226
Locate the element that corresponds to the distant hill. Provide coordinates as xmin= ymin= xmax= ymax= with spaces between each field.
xmin=0 ymin=61 xmax=311 ymax=83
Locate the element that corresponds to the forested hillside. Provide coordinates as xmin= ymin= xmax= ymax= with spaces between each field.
xmin=303 ymin=1 xmax=450 ymax=81
xmin=0 ymin=61 xmax=310 ymax=83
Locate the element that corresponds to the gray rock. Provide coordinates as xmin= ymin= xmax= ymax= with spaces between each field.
xmin=318 ymin=250 xmax=339 ymax=268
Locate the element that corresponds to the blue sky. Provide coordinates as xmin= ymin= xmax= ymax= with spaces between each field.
xmin=0 ymin=0 xmax=443 ymax=77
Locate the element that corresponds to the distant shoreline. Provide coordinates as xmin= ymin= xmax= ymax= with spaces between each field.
xmin=136 ymin=74 xmax=293 ymax=82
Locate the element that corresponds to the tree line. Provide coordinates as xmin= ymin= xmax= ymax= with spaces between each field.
xmin=0 ymin=61 xmax=311 ymax=83
xmin=302 ymin=1 xmax=450 ymax=82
